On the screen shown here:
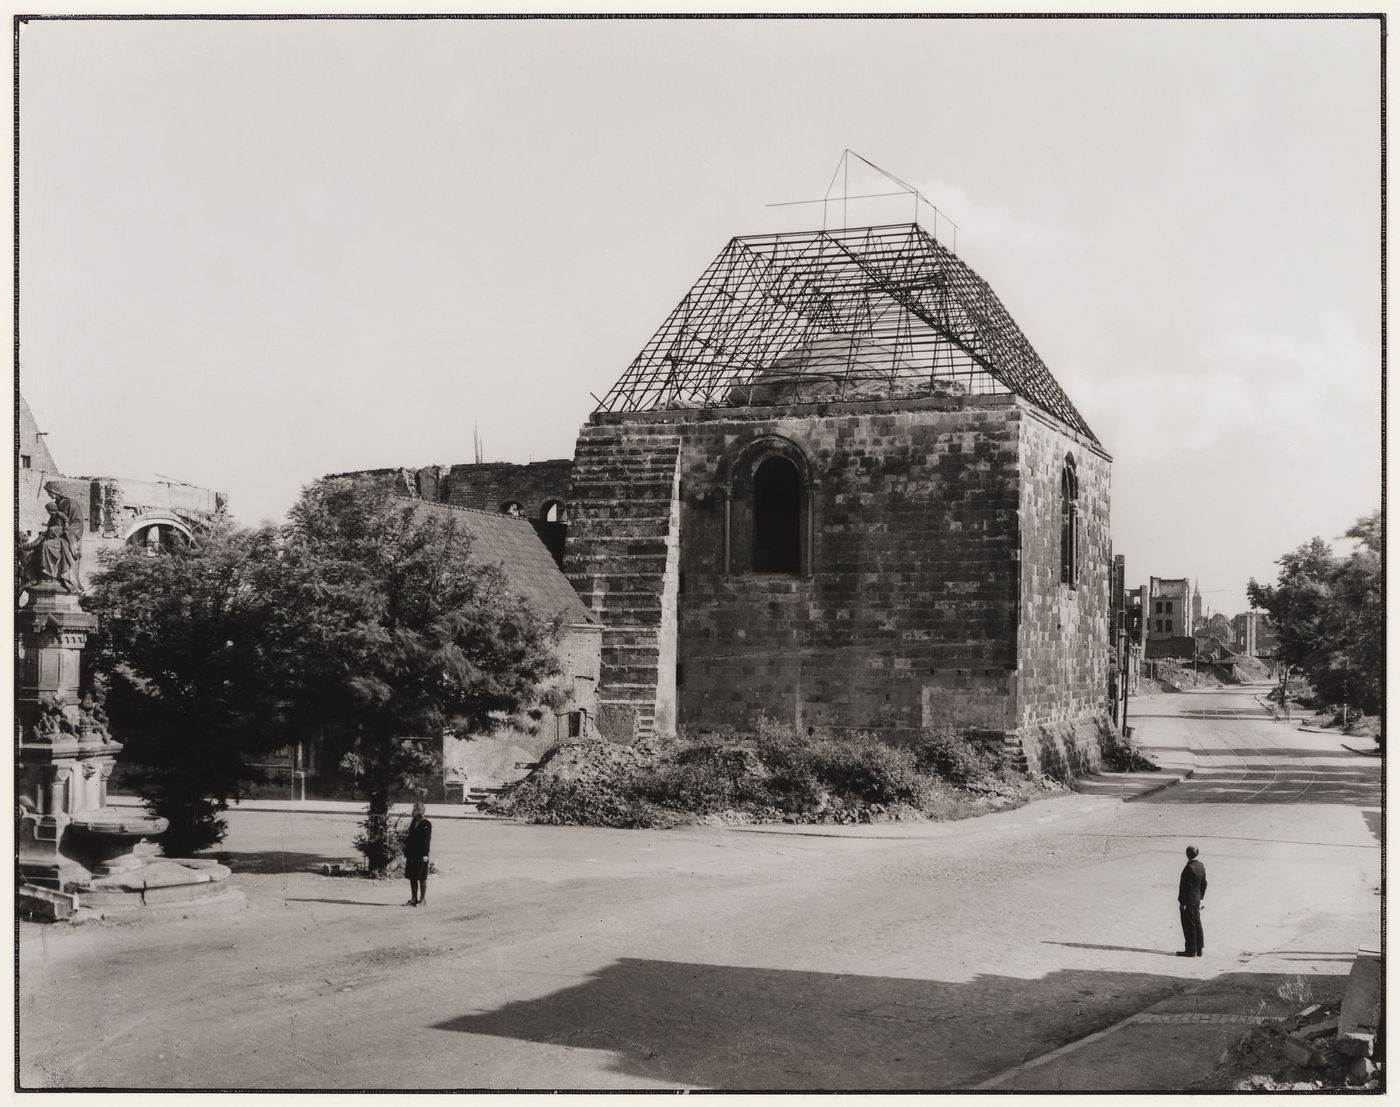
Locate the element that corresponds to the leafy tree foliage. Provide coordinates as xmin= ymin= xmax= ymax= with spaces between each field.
xmin=1247 ymin=510 xmax=1382 ymax=724
xmin=278 ymin=480 xmax=561 ymax=868
xmin=86 ymin=479 xmax=562 ymax=863
xmin=84 ymin=520 xmax=287 ymax=854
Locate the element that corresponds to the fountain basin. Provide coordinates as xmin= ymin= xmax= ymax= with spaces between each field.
xmin=68 ymin=811 xmax=169 ymax=840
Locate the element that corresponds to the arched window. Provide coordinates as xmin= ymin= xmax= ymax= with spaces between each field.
xmin=540 ymin=500 xmax=565 ymax=523
xmin=124 ymin=518 xmax=192 ymax=557
xmin=752 ymin=456 xmax=801 ymax=573
xmin=500 ymin=501 xmax=523 ymax=518
xmin=1060 ymin=456 xmax=1079 ymax=588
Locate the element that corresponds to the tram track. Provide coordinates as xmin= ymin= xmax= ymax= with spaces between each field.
xmin=1184 ymin=704 xmax=1319 ymax=805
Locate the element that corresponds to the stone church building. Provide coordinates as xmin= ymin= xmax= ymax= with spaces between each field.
xmin=351 ymin=223 xmax=1112 ymax=778
xmin=565 ymin=223 xmax=1111 ymax=776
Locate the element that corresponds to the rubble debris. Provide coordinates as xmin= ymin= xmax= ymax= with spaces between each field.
xmin=1337 ymin=949 xmax=1384 ymax=1057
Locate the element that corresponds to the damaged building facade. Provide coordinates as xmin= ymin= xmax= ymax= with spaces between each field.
xmin=19 ymin=395 xmax=228 ymax=571
xmin=565 ymin=224 xmax=1113 ymax=777
xmin=349 ymin=223 xmax=1113 ymax=779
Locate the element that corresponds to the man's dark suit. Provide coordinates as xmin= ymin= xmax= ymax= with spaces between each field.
xmin=1178 ymin=858 xmax=1207 ymax=955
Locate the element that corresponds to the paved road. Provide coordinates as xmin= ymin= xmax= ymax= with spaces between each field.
xmin=19 ymin=686 xmax=1381 ymax=1090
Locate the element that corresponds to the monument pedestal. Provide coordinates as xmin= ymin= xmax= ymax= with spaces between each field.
xmin=16 ymin=584 xmax=241 ymax=918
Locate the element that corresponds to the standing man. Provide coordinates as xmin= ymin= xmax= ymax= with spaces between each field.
xmin=1177 ymin=845 xmax=1207 ymax=957
xmin=403 ymin=802 xmax=432 ymax=907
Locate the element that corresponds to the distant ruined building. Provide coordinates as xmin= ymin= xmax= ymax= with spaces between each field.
xmin=18 ymin=395 xmax=228 ymax=573
xmin=358 ymin=222 xmax=1113 ymax=778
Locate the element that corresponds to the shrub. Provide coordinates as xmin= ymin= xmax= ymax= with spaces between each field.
xmin=495 ymin=777 xmax=681 ymax=829
xmin=494 ymin=719 xmax=1030 ymax=827
xmin=1098 ymin=723 xmax=1159 ymax=773
xmin=147 ymin=794 xmax=231 ymax=857
xmin=912 ymin=726 xmax=998 ymax=785
xmin=803 ymin=733 xmax=925 ymax=806
xmin=352 ymin=810 xmax=406 ymax=871
xmin=633 ymin=744 xmax=769 ymax=813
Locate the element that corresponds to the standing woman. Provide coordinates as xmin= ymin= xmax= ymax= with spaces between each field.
xmin=404 ymin=802 xmax=432 ymax=907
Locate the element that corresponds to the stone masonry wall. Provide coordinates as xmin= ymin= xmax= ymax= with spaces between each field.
xmin=579 ymin=396 xmax=1026 ymax=738
xmin=1012 ymin=408 xmax=1112 ymax=774
xmin=564 ymin=427 xmax=682 ymax=742
xmin=329 ymin=460 xmax=573 ymax=521
xmin=438 ymin=461 xmax=573 ymax=519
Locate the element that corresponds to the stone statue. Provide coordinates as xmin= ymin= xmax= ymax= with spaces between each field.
xmin=32 ymin=694 xmax=79 ymax=742
xmin=20 ymin=484 xmax=84 ymax=592
xmin=79 ymin=694 xmax=112 ymax=744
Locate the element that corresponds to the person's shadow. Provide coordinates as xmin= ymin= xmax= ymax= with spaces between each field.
xmin=1041 ymin=941 xmax=1180 ymax=957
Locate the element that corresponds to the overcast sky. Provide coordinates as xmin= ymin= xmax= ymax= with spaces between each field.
xmin=18 ymin=16 xmax=1381 ymax=615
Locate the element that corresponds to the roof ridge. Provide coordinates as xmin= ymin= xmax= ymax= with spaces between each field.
xmin=400 ymin=495 xmax=537 ymax=523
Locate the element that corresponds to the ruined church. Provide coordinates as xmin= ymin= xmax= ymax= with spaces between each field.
xmin=353 ymin=222 xmax=1111 ymax=777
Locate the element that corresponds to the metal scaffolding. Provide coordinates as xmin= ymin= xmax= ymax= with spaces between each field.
xmin=595 ymin=222 xmax=1098 ymax=444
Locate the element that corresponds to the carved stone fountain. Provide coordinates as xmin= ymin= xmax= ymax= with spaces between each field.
xmin=16 ymin=493 xmax=242 ymax=919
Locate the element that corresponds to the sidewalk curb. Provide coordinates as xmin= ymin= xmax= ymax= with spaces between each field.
xmin=1122 ymin=768 xmax=1193 ymax=802
xmin=973 ymin=948 xmax=1284 ymax=1091
xmin=1071 ymin=769 xmax=1192 ymax=802
xmin=106 ymin=795 xmax=497 ymax=821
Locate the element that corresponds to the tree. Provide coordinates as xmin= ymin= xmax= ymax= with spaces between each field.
xmin=1247 ymin=510 xmax=1383 ymax=723
xmin=1247 ymin=536 xmax=1333 ymax=704
xmin=84 ymin=520 xmax=289 ymax=854
xmin=86 ymin=480 xmax=564 ymax=865
xmin=1319 ymin=511 xmax=1383 ymax=718
xmin=273 ymin=480 xmax=561 ymax=869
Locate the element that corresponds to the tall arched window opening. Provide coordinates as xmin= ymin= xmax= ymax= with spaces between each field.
xmin=1060 ymin=456 xmax=1079 ymax=588
xmin=752 ymin=456 xmax=802 ymax=573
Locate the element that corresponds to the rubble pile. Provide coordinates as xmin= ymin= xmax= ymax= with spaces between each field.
xmin=1224 ymin=653 xmax=1271 ymax=683
xmin=1196 ymin=952 xmax=1384 ymax=1092
xmin=487 ymin=727 xmax=1059 ymax=829
xmin=1153 ymin=660 xmax=1222 ymax=692
xmin=525 ymin=737 xmax=661 ymax=786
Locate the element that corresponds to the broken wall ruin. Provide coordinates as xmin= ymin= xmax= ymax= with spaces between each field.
xmin=565 ymin=393 xmax=1111 ymax=774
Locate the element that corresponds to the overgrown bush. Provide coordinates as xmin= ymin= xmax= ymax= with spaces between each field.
xmin=493 ymin=719 xmax=1032 ymax=827
xmin=633 ymin=744 xmax=770 ymax=814
xmin=911 ymin=725 xmax=1000 ymax=785
xmin=1098 ymin=723 xmax=1158 ymax=773
xmin=803 ymin=732 xmax=925 ymax=806
xmin=146 ymin=793 xmax=233 ymax=857
xmin=497 ymin=777 xmax=681 ymax=828
xmin=352 ymin=810 xmax=406 ymax=872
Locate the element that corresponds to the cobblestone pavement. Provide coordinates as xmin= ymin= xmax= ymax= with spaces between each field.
xmin=18 ymin=687 xmax=1381 ymax=1090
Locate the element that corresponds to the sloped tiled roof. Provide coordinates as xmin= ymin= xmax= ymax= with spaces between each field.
xmin=410 ymin=500 xmax=596 ymax=627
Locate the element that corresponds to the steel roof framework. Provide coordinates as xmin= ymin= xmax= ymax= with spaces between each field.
xmin=595 ymin=223 xmax=1098 ymax=444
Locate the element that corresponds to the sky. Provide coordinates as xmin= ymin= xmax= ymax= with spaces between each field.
xmin=17 ymin=16 xmax=1382 ymax=616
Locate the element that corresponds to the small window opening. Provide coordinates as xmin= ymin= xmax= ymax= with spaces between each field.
xmin=541 ymin=500 xmax=565 ymax=523
xmin=752 ymin=455 xmax=801 ymax=573
xmin=20 ymin=454 xmax=31 ymax=469
xmin=500 ymin=501 xmax=523 ymax=518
